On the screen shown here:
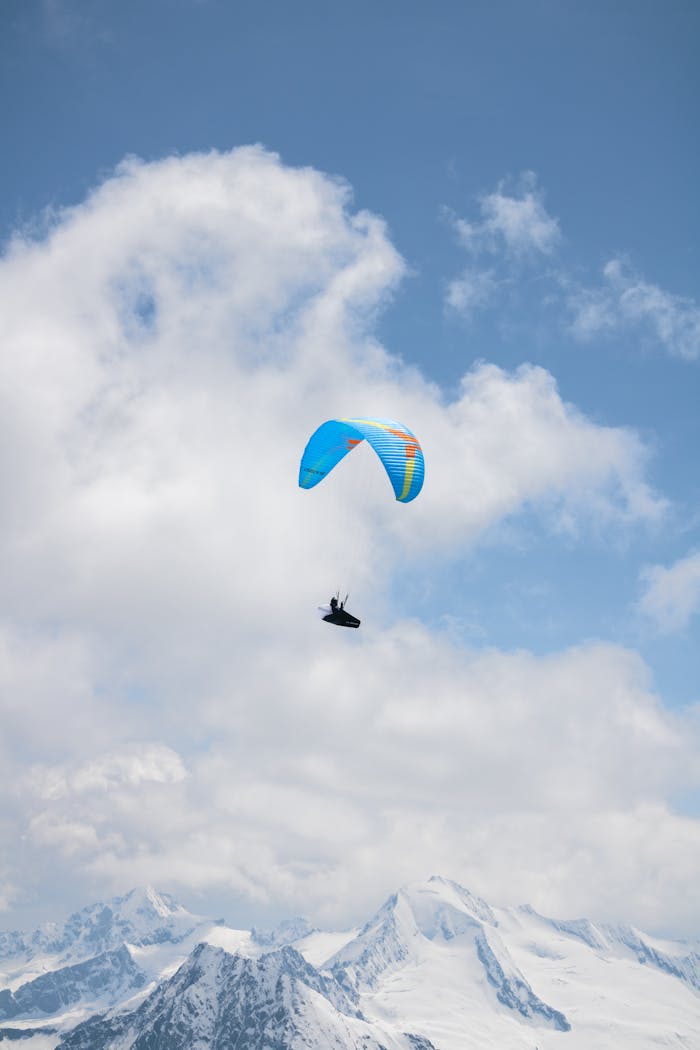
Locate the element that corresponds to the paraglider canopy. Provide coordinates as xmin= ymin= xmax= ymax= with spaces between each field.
xmin=298 ymin=416 xmax=424 ymax=503
xmin=300 ymin=415 xmax=424 ymax=631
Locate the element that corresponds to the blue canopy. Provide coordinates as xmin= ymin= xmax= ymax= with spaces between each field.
xmin=298 ymin=416 xmax=424 ymax=503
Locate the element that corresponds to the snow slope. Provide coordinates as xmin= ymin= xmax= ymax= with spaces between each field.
xmin=319 ymin=876 xmax=700 ymax=1050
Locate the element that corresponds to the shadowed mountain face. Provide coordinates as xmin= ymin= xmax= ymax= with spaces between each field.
xmin=0 ymin=945 xmax=145 ymax=1022
xmin=57 ymin=943 xmax=433 ymax=1050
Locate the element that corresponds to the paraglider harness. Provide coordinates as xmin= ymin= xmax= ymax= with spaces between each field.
xmin=323 ymin=592 xmax=361 ymax=629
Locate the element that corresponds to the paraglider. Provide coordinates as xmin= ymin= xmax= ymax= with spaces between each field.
xmin=299 ymin=416 xmax=424 ymax=628
xmin=317 ymin=593 xmax=361 ymax=629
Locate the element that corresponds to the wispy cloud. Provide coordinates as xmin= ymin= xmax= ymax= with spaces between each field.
xmin=567 ymin=259 xmax=700 ymax=360
xmin=445 ymin=176 xmax=700 ymax=363
xmin=444 ymin=267 xmax=498 ymax=319
xmin=451 ymin=171 xmax=561 ymax=260
xmin=445 ymin=172 xmax=560 ymax=320
xmin=638 ymin=550 xmax=700 ymax=633
xmin=41 ymin=0 xmax=88 ymax=45
xmin=39 ymin=0 xmax=113 ymax=53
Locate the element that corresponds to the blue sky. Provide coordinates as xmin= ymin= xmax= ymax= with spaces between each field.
xmin=1 ymin=1 xmax=699 ymax=934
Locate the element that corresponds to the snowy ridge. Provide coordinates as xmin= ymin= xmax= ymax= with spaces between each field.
xmin=325 ymin=877 xmax=496 ymax=984
xmin=328 ymin=874 xmax=571 ymax=1041
xmin=474 ymin=929 xmax=569 ymax=1030
xmin=328 ymin=891 xmax=413 ymax=991
xmin=0 ymin=944 xmax=145 ymax=1022
xmin=597 ymin=922 xmax=700 ymax=991
xmin=0 ymin=887 xmax=225 ymax=1044
xmin=0 ymin=887 xmax=209 ymax=977
xmin=57 ymin=943 xmax=435 ymax=1050
xmin=518 ymin=904 xmax=700 ymax=994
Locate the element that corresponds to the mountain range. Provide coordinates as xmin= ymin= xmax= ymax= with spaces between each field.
xmin=0 ymin=877 xmax=698 ymax=1048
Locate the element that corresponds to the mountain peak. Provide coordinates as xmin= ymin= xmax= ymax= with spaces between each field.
xmin=326 ymin=875 xmax=571 ymax=1036
xmin=251 ymin=915 xmax=317 ymax=948
xmin=325 ymin=877 xmax=496 ymax=994
xmin=57 ymin=941 xmax=426 ymax=1050
xmin=406 ymin=876 xmax=498 ymax=930
xmin=116 ymin=885 xmax=187 ymax=924
xmin=0 ymin=886 xmax=212 ymax=969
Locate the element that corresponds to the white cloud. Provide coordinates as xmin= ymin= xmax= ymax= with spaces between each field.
xmin=0 ymin=149 xmax=662 ymax=641
xmin=567 ymin=258 xmax=700 ymax=360
xmin=0 ymin=873 xmax=20 ymax=914
xmin=445 ymin=176 xmax=700 ymax=363
xmin=0 ymin=146 xmax=692 ymax=934
xmin=18 ymin=630 xmax=700 ymax=933
xmin=28 ymin=814 xmax=104 ymax=857
xmin=445 ymin=268 xmax=498 ymax=319
xmin=445 ymin=172 xmax=560 ymax=319
xmin=411 ymin=363 xmax=666 ymax=546
xmin=28 ymin=745 xmax=188 ymax=801
xmin=452 ymin=171 xmax=561 ymax=259
xmin=638 ymin=550 xmax=700 ymax=633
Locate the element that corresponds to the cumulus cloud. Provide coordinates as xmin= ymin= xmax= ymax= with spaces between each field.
xmin=414 ymin=362 xmax=666 ymax=544
xmin=567 ymin=258 xmax=700 ymax=360
xmin=27 ymin=745 xmax=188 ymax=801
xmin=0 ymin=149 xmax=663 ymax=637
xmin=0 ymin=146 xmax=692 ymax=934
xmin=638 ymin=550 xmax=700 ymax=633
xmin=18 ymin=629 xmax=700 ymax=933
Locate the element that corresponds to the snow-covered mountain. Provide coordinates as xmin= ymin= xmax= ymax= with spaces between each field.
xmin=323 ymin=875 xmax=700 ymax=1049
xmin=0 ymin=886 xmax=214 ymax=975
xmin=1 ymin=876 xmax=698 ymax=1049
xmin=57 ymin=942 xmax=434 ymax=1050
xmin=251 ymin=915 xmax=318 ymax=948
xmin=0 ymin=886 xmax=227 ymax=1042
xmin=0 ymin=945 xmax=144 ymax=1022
